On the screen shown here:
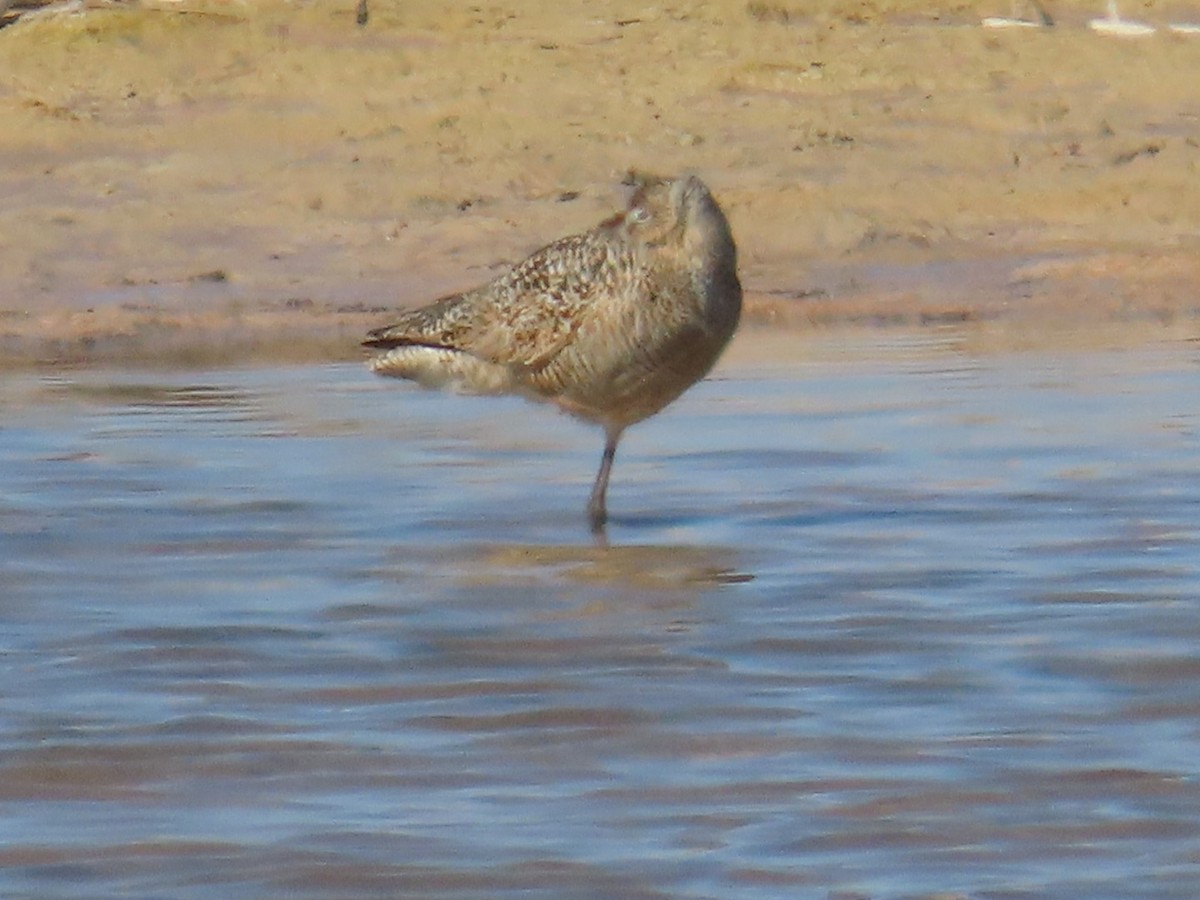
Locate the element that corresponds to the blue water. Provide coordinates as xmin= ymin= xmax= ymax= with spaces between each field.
xmin=2 ymin=332 xmax=1199 ymax=898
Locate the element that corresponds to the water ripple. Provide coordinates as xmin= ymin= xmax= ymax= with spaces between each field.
xmin=2 ymin=340 xmax=1199 ymax=897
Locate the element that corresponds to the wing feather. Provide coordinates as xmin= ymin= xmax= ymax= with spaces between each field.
xmin=364 ymin=233 xmax=631 ymax=373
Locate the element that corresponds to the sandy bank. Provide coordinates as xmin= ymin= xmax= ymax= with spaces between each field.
xmin=1 ymin=0 xmax=1198 ymax=366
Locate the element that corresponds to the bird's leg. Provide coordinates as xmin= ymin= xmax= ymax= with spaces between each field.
xmin=587 ymin=428 xmax=621 ymax=534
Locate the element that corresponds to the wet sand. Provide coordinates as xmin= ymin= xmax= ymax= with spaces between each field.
xmin=2 ymin=0 xmax=1199 ymax=366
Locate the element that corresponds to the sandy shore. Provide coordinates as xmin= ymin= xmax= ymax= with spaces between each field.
xmin=1 ymin=0 xmax=1198 ymax=366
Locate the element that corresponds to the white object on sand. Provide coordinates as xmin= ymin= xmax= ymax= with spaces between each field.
xmin=983 ymin=0 xmax=1052 ymax=28
xmin=1089 ymin=0 xmax=1156 ymax=35
xmin=983 ymin=16 xmax=1042 ymax=28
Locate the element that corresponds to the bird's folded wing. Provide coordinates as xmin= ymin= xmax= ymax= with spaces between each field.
xmin=368 ymin=234 xmax=628 ymax=373
xmin=363 ymin=293 xmax=474 ymax=351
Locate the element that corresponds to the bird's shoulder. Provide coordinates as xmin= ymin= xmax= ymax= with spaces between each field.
xmin=484 ymin=230 xmax=633 ymax=309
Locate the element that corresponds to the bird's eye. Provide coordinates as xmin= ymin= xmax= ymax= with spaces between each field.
xmin=628 ymin=206 xmax=650 ymax=224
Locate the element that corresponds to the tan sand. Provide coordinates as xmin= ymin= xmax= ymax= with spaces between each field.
xmin=1 ymin=0 xmax=1198 ymax=367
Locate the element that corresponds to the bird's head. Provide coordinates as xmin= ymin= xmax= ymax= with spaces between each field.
xmin=618 ymin=171 xmax=737 ymax=273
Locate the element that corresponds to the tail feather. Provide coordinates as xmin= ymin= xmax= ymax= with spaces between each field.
xmin=362 ymin=294 xmax=473 ymax=352
xmin=362 ymin=329 xmax=444 ymax=351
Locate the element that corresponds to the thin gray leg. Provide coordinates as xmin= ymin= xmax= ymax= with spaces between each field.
xmin=587 ymin=429 xmax=621 ymax=533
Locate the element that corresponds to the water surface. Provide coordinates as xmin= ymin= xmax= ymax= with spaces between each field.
xmin=2 ymin=332 xmax=1199 ymax=898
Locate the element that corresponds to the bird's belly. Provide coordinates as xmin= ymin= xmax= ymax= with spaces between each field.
xmin=536 ymin=329 xmax=727 ymax=428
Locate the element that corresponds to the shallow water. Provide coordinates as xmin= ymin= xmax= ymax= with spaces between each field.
xmin=2 ymin=332 xmax=1200 ymax=899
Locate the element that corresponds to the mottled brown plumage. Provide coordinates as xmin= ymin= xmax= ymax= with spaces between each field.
xmin=364 ymin=172 xmax=741 ymax=532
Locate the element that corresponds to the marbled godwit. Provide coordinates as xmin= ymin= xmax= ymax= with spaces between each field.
xmin=364 ymin=172 xmax=742 ymax=533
